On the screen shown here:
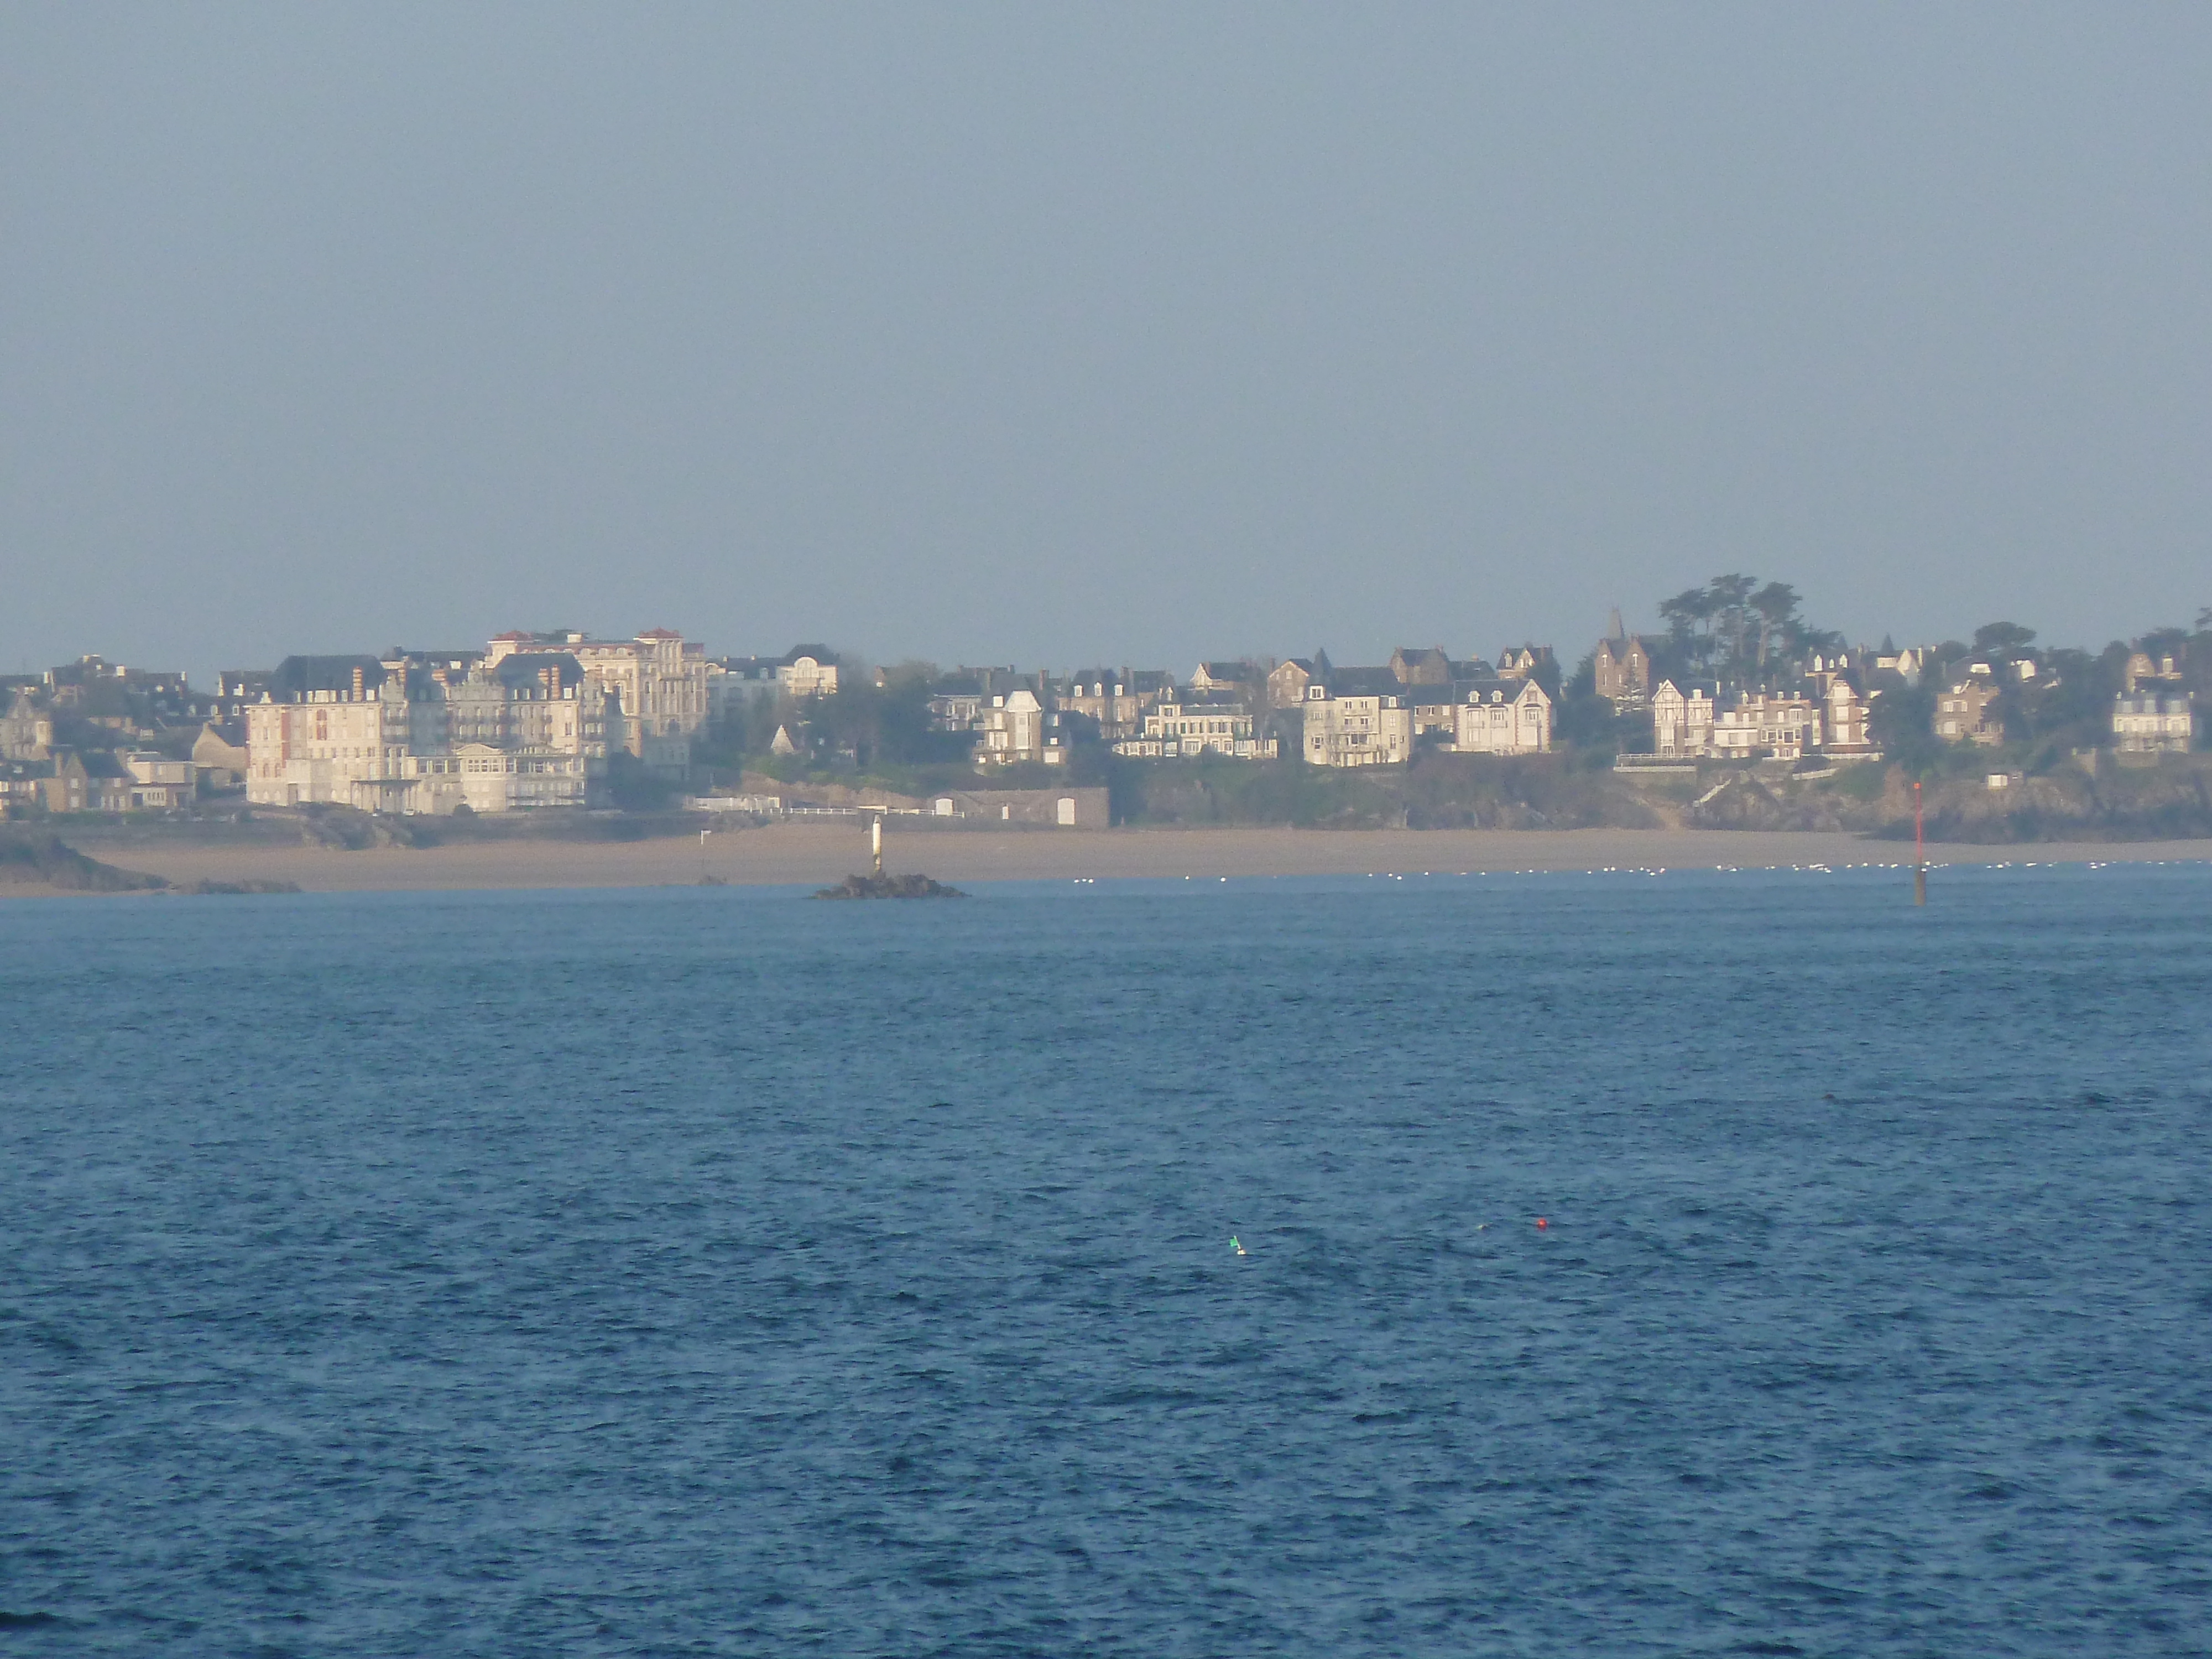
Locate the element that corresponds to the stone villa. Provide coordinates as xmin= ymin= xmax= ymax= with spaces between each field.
xmin=2112 ymin=690 xmax=2194 ymax=754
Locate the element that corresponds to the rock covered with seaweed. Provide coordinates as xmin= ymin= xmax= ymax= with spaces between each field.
xmin=811 ymin=873 xmax=967 ymax=900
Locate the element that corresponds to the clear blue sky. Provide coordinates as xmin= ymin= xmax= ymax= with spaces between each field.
xmin=4 ymin=4 xmax=2208 ymax=680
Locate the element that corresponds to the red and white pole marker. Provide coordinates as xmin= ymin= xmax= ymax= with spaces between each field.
xmin=1914 ymin=780 xmax=1927 ymax=906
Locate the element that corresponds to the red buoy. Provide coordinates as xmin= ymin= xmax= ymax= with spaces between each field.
xmin=1536 ymin=1217 xmax=1548 ymax=1229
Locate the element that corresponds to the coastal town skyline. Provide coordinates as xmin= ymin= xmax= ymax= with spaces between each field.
xmin=6 ymin=576 xmax=2201 ymax=822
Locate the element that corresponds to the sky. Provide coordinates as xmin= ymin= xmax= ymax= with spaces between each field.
xmin=3 ymin=4 xmax=2209 ymax=682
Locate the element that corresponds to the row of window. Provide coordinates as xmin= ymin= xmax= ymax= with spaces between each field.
xmin=263 ymin=754 xmax=583 ymax=775
xmin=1149 ymin=719 xmax=1245 ymax=736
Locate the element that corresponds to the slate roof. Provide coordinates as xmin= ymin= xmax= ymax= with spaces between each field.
xmin=1317 ymin=667 xmax=1410 ymax=701
xmin=1389 ymin=646 xmax=1452 ymax=684
xmin=1455 ymin=676 xmax=1543 ymax=705
xmin=269 ymin=655 xmax=389 ymax=700
xmin=1166 ymin=689 xmax=1256 ymax=708
xmin=489 ymin=652 xmax=587 ymax=692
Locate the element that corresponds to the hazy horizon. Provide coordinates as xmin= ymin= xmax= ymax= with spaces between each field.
xmin=6 ymin=5 xmax=2209 ymax=685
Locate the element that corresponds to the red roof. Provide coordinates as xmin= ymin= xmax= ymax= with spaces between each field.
xmin=636 ymin=628 xmax=682 ymax=640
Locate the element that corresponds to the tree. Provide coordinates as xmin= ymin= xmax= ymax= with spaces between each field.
xmin=1749 ymin=582 xmax=1799 ymax=668
xmin=1552 ymin=648 xmax=1621 ymax=757
xmin=1708 ymin=573 xmax=1756 ymax=670
xmin=1564 ymin=651 xmax=1599 ymax=700
xmin=695 ymin=690 xmax=797 ymax=775
xmin=1658 ymin=583 xmax=1723 ymax=679
xmin=1971 ymin=622 xmax=2037 ymax=659
xmin=1657 ymin=573 xmax=1824 ymax=684
xmin=1658 ymin=585 xmax=1715 ymax=644
xmin=1867 ymin=680 xmax=1938 ymax=775
xmin=2137 ymin=626 xmax=2189 ymax=663
xmin=2013 ymin=645 xmax=2124 ymax=762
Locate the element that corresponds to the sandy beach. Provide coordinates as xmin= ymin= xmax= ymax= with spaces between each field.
xmin=7 ymin=823 xmax=2207 ymax=898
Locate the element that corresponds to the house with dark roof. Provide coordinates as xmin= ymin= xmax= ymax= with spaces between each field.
xmin=33 ymin=749 xmax=133 ymax=813
xmin=1189 ymin=660 xmax=1259 ymax=693
xmin=1266 ymin=650 xmax=1332 ymax=709
xmin=2114 ymin=690 xmax=2194 ymax=754
xmin=1 ymin=757 xmax=55 ymax=812
xmin=1496 ymin=645 xmax=1557 ymax=684
xmin=1058 ymin=667 xmax=1172 ymax=740
xmin=121 ymin=752 xmax=194 ymax=810
xmin=1652 ymin=680 xmax=1720 ymax=758
xmin=1 ymin=690 xmax=53 ymax=760
xmin=1935 ymin=673 xmax=2002 ymax=747
xmin=924 ymin=674 xmax=993 ymax=733
xmin=1450 ymin=678 xmax=1553 ymax=755
xmin=1388 ymin=646 xmax=1453 ymax=686
xmin=1301 ymin=666 xmax=1414 ymax=767
xmin=1593 ymin=633 xmax=1653 ymax=707
xmin=774 ymin=646 xmax=839 ymax=700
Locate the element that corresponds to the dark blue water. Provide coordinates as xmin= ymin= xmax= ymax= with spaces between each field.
xmin=4 ymin=864 xmax=2210 ymax=1656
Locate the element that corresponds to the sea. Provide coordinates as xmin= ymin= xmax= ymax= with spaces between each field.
xmin=3 ymin=861 xmax=2209 ymax=1656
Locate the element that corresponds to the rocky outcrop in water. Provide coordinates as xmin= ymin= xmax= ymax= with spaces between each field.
xmin=0 ymin=830 xmax=167 ymax=892
xmin=811 ymin=873 xmax=967 ymax=899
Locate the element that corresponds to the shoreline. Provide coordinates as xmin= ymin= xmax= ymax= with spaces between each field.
xmin=7 ymin=823 xmax=2211 ymax=898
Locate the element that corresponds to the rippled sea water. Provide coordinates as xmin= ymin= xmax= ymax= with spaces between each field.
xmin=4 ymin=863 xmax=2210 ymax=1656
